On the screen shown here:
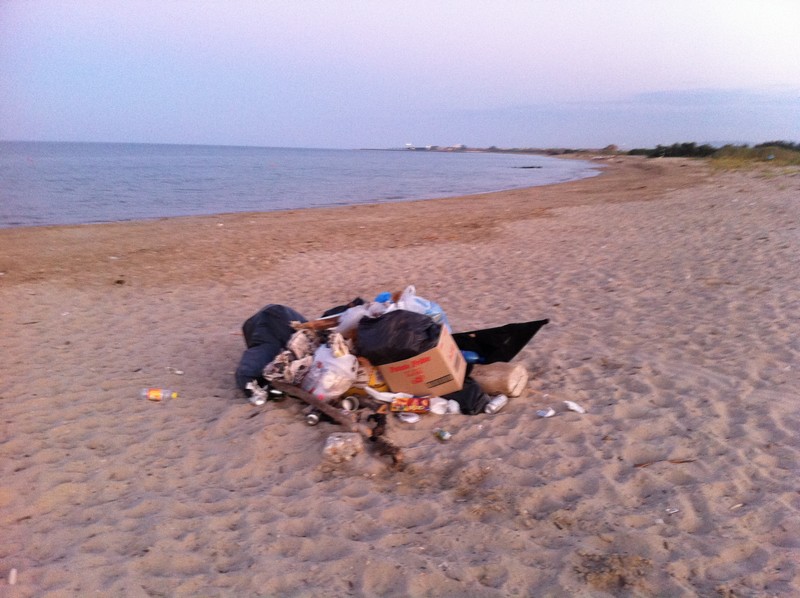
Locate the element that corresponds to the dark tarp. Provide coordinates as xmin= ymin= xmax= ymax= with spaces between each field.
xmin=321 ymin=297 xmax=365 ymax=318
xmin=452 ymin=319 xmax=549 ymax=364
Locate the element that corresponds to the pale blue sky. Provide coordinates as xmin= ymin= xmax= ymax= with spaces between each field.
xmin=1 ymin=0 xmax=798 ymax=149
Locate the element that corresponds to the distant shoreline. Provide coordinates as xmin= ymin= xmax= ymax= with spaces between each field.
xmin=4 ymin=139 xmax=609 ymax=156
xmin=364 ymin=145 xmax=611 ymax=156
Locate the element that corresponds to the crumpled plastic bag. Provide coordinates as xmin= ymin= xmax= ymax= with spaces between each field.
xmin=263 ymin=328 xmax=320 ymax=386
xmin=395 ymin=285 xmax=451 ymax=331
xmin=443 ymin=377 xmax=490 ymax=415
xmin=286 ymin=328 xmax=320 ymax=359
xmin=301 ymin=345 xmax=359 ymax=401
xmin=263 ymin=351 xmax=313 ymax=386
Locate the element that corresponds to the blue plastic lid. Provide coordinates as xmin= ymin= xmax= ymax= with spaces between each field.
xmin=461 ymin=350 xmax=486 ymax=364
xmin=374 ymin=292 xmax=392 ymax=303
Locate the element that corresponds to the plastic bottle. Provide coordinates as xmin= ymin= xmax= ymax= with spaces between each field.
xmin=484 ymin=394 xmax=508 ymax=414
xmin=141 ymin=388 xmax=177 ymax=401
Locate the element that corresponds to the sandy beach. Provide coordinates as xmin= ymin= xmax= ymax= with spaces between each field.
xmin=2 ymin=156 xmax=799 ymax=596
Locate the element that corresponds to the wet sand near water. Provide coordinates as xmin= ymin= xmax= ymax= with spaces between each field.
xmin=1 ymin=156 xmax=799 ymax=596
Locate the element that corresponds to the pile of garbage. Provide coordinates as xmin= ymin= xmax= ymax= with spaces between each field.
xmin=236 ymin=286 xmax=549 ymax=424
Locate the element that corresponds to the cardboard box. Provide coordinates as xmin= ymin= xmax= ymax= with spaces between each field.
xmin=377 ymin=327 xmax=466 ymax=396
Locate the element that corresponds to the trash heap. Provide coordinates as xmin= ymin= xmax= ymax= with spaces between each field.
xmin=235 ymin=286 xmax=548 ymax=464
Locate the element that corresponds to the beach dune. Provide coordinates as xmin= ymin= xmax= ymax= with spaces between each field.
xmin=2 ymin=157 xmax=799 ymax=596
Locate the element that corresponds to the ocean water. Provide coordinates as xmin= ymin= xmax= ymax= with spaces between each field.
xmin=0 ymin=142 xmax=600 ymax=228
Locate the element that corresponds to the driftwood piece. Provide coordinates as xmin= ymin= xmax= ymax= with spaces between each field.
xmin=270 ymin=380 xmax=404 ymax=468
xmin=291 ymin=315 xmax=341 ymax=332
xmin=270 ymin=381 xmax=361 ymax=429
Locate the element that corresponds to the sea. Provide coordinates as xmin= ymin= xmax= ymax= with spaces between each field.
xmin=0 ymin=142 xmax=601 ymax=228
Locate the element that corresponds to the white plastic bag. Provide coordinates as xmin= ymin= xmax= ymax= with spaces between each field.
xmin=333 ymin=305 xmax=370 ymax=336
xmin=364 ymin=386 xmax=412 ymax=403
xmin=334 ymin=302 xmax=392 ymax=336
xmin=301 ymin=345 xmax=358 ymax=401
xmin=428 ymin=397 xmax=449 ymax=414
xmin=395 ymin=285 xmax=451 ymax=331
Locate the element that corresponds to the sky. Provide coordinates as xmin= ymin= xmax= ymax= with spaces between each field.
xmin=1 ymin=0 xmax=798 ymax=149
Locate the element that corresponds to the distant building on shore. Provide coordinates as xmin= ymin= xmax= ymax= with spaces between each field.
xmin=405 ymin=143 xmax=464 ymax=152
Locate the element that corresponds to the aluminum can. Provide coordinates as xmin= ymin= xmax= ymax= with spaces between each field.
xmin=340 ymin=395 xmax=360 ymax=412
xmin=268 ymin=386 xmax=285 ymax=400
xmin=434 ymin=428 xmax=452 ymax=441
xmin=484 ymin=394 xmax=509 ymax=414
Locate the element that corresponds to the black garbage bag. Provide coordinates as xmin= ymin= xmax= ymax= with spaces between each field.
xmin=443 ymin=377 xmax=490 ymax=415
xmin=355 ymin=310 xmax=441 ymax=366
xmin=452 ymin=319 xmax=549 ymax=364
xmin=236 ymin=304 xmax=307 ymax=393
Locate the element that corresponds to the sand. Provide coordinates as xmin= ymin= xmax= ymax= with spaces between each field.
xmin=1 ymin=156 xmax=799 ymax=596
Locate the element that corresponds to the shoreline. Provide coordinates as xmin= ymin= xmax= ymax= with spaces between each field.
xmin=0 ymin=156 xmax=705 ymax=289
xmin=0 ymin=143 xmax=600 ymax=230
xmin=2 ymin=157 xmax=799 ymax=595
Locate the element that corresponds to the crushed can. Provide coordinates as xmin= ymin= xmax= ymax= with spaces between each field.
xmin=302 ymin=405 xmax=322 ymax=425
xmin=434 ymin=428 xmax=452 ymax=441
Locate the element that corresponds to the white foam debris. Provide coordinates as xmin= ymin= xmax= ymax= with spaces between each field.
xmin=564 ymin=400 xmax=586 ymax=414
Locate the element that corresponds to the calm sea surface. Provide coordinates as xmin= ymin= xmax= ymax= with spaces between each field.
xmin=0 ymin=142 xmax=600 ymax=228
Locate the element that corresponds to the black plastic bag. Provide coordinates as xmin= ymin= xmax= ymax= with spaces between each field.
xmin=236 ymin=304 xmax=307 ymax=393
xmin=355 ymin=310 xmax=441 ymax=366
xmin=443 ymin=377 xmax=490 ymax=415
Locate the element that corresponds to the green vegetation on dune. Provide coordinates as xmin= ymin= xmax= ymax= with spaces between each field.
xmin=627 ymin=140 xmax=800 ymax=168
xmin=628 ymin=142 xmax=717 ymax=158
xmin=418 ymin=141 xmax=800 ymax=169
xmin=711 ymin=143 xmax=800 ymax=169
